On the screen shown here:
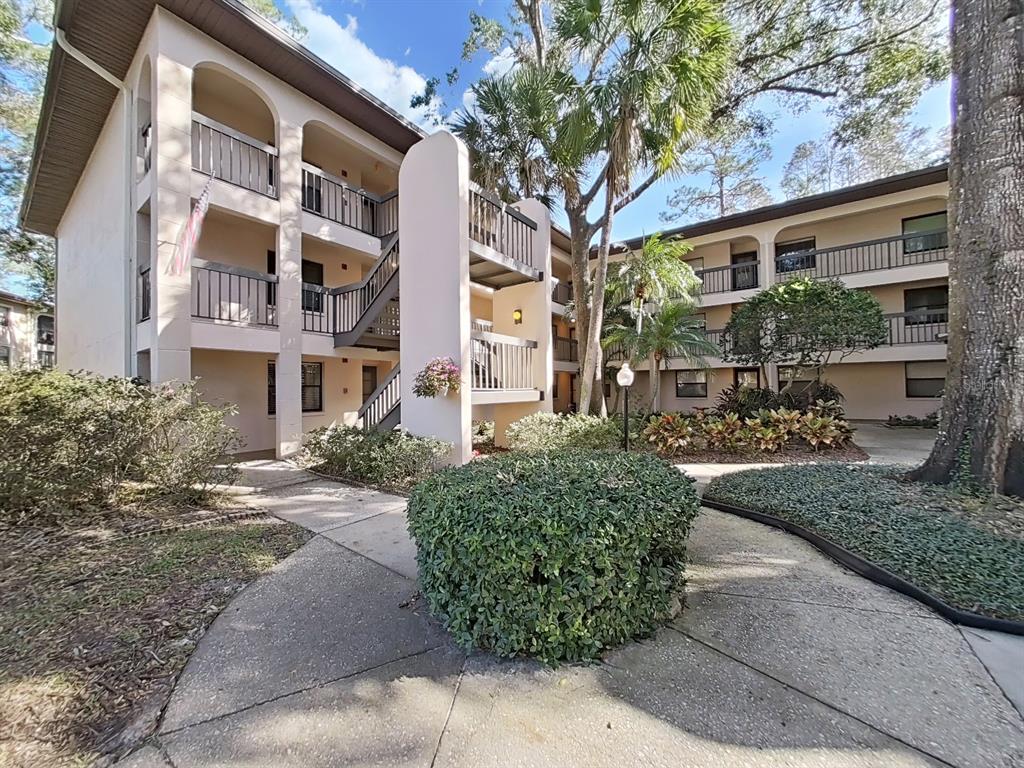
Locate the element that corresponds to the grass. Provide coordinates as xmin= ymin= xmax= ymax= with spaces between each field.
xmin=704 ymin=464 xmax=1024 ymax=622
xmin=0 ymin=504 xmax=311 ymax=767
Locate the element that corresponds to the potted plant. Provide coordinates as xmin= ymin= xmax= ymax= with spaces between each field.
xmin=413 ymin=357 xmax=462 ymax=398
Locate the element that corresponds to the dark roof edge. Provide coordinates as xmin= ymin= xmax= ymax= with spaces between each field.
xmin=612 ymin=164 xmax=949 ymax=252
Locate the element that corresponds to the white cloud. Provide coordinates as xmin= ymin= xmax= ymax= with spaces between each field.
xmin=482 ymin=46 xmax=516 ymax=78
xmin=284 ymin=0 xmax=441 ymax=127
xmin=404 ymin=46 xmax=412 ymax=56
xmin=461 ymin=88 xmax=478 ymax=111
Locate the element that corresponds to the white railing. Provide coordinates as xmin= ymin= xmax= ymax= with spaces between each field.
xmin=191 ymin=112 xmax=278 ymax=198
xmin=471 ymin=318 xmax=494 ymax=333
xmin=359 ymin=365 xmax=400 ymax=430
xmin=301 ymin=164 xmax=398 ymax=237
xmin=471 ymin=330 xmax=537 ymax=390
xmin=468 ymin=183 xmax=538 ymax=269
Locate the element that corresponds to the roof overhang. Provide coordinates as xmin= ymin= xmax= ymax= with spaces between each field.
xmin=21 ymin=0 xmax=427 ymax=236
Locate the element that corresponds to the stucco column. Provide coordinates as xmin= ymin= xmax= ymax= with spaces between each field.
xmin=398 ymin=131 xmax=472 ymax=465
xmin=150 ymin=53 xmax=193 ymax=385
xmin=755 ymin=232 xmax=779 ymax=389
xmin=490 ymin=198 xmax=553 ymax=445
xmin=275 ymin=118 xmax=304 ymax=457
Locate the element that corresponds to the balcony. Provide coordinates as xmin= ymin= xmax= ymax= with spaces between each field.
xmin=773 ymin=230 xmax=948 ymax=283
xmin=468 ymin=184 xmax=541 ymax=289
xmin=552 ymin=281 xmax=573 ymax=305
xmin=191 ymin=260 xmax=277 ymax=326
xmin=301 ymin=165 xmax=398 ymax=238
xmin=553 ymin=335 xmax=578 ymax=363
xmin=884 ymin=309 xmax=948 ymax=345
xmin=191 ymin=113 xmax=278 ymax=198
xmin=695 ymin=262 xmax=760 ymax=295
xmin=471 ymin=328 xmax=542 ymax=403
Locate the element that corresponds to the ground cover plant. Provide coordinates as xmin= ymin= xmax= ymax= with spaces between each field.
xmin=407 ymin=451 xmax=700 ymax=663
xmin=303 ymin=425 xmax=449 ymax=492
xmin=704 ymin=464 xmax=1024 ymax=621
xmin=0 ymin=497 xmax=310 ymax=767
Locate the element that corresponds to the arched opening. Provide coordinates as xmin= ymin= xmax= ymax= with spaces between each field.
xmin=727 ymin=235 xmax=761 ymax=291
xmin=300 ymin=120 xmax=398 ymax=235
xmin=191 ymin=65 xmax=278 ymax=197
xmin=136 ymin=57 xmax=152 ymax=180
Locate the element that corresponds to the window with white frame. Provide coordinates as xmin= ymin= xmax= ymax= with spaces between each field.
xmin=267 ymin=361 xmax=325 ymax=414
xmin=36 ymin=315 xmax=54 ymax=345
xmin=905 ymin=361 xmax=946 ymax=398
xmin=0 ymin=306 xmax=9 ymax=327
xmin=0 ymin=346 xmax=9 ymax=368
xmin=675 ymin=369 xmax=708 ymax=398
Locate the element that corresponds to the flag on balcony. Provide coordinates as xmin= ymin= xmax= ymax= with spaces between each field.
xmin=167 ymin=174 xmax=213 ymax=276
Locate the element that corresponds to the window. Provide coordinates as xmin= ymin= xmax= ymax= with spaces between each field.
xmin=0 ymin=346 xmax=8 ymax=368
xmin=905 ymin=361 xmax=946 ymax=398
xmin=0 ymin=306 xmax=8 ymax=327
xmin=685 ymin=257 xmax=704 ymax=273
xmin=775 ymin=238 xmax=816 ymax=274
xmin=902 ymin=212 xmax=948 ymax=254
xmin=552 ymin=373 xmax=559 ymax=399
xmin=36 ymin=315 xmax=54 ymax=345
xmin=38 ymin=350 xmax=55 ymax=369
xmin=267 ymin=250 xmax=277 ymax=306
xmin=904 ymin=286 xmax=949 ymax=324
xmin=730 ymin=252 xmax=758 ymax=290
xmin=675 ymin=369 xmax=707 ymax=398
xmin=268 ymin=361 xmax=325 ymax=414
xmin=302 ymin=362 xmax=323 ymax=412
xmin=734 ymin=367 xmax=761 ymax=389
xmin=777 ymin=366 xmax=813 ymax=392
xmin=301 ymin=260 xmax=325 ymax=313
xmin=362 ymin=365 xmax=378 ymax=400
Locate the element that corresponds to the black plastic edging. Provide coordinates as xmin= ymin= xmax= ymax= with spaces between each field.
xmin=701 ymin=496 xmax=1024 ymax=637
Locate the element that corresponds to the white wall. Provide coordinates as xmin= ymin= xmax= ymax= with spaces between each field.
xmin=55 ymin=94 xmax=130 ymax=376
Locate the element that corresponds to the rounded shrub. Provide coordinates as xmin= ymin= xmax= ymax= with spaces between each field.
xmin=505 ymin=411 xmax=622 ymax=452
xmin=407 ymin=450 xmax=699 ymax=663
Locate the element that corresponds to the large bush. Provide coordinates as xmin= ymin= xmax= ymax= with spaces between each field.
xmin=407 ymin=451 xmax=700 ymax=663
xmin=0 ymin=369 xmax=240 ymax=517
xmin=505 ymin=411 xmax=622 ymax=452
xmin=303 ymin=426 xmax=449 ymax=490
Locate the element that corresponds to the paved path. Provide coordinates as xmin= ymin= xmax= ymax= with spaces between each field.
xmin=118 ymin=462 xmax=1024 ymax=768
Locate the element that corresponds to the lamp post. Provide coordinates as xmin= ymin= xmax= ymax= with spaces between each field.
xmin=616 ymin=362 xmax=635 ymax=451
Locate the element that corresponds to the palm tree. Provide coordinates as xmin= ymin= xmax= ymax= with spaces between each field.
xmin=604 ymin=302 xmax=718 ymax=412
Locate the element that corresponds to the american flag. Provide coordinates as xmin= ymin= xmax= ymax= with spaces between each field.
xmin=167 ymin=174 xmax=213 ymax=276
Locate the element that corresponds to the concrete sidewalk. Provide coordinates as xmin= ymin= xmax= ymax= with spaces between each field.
xmin=120 ymin=468 xmax=1023 ymax=768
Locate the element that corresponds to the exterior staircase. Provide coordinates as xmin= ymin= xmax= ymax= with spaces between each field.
xmin=331 ymin=233 xmax=400 ymax=350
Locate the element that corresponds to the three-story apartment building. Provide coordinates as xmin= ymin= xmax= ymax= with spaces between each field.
xmin=0 ymin=290 xmax=55 ymax=370
xmin=22 ymin=0 xmax=948 ymax=465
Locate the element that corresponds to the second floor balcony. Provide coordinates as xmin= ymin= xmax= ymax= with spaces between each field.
xmin=695 ymin=261 xmax=760 ymax=295
xmin=301 ymin=165 xmax=398 ymax=238
xmin=772 ymin=230 xmax=948 ymax=283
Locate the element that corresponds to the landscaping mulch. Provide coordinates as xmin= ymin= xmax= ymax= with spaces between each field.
xmin=0 ymin=504 xmax=311 ymax=767
xmin=704 ymin=464 xmax=1024 ymax=621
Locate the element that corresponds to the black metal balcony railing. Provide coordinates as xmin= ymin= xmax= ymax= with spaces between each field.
xmin=191 ymin=260 xmax=278 ymax=326
xmin=301 ymin=165 xmax=398 ymax=238
xmin=552 ymin=281 xmax=573 ymax=305
xmin=469 ymin=184 xmax=538 ymax=269
xmin=191 ymin=113 xmax=278 ymax=198
xmin=138 ymin=267 xmax=151 ymax=322
xmin=553 ymin=336 xmax=578 ymax=362
xmin=773 ymin=230 xmax=948 ymax=282
xmin=696 ymin=262 xmax=760 ymax=294
xmin=885 ymin=309 xmax=949 ymax=345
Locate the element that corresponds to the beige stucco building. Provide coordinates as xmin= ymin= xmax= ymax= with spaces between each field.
xmin=22 ymin=1 xmax=949 ymax=463
xmin=0 ymin=290 xmax=55 ymax=370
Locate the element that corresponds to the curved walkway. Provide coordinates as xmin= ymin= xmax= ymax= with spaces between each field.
xmin=119 ymin=461 xmax=1024 ymax=768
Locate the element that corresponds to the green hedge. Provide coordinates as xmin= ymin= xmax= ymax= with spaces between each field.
xmin=705 ymin=464 xmax=1024 ymax=621
xmin=303 ymin=426 xmax=449 ymax=491
xmin=0 ymin=369 xmax=240 ymax=518
xmin=407 ymin=451 xmax=699 ymax=663
xmin=505 ymin=412 xmax=622 ymax=452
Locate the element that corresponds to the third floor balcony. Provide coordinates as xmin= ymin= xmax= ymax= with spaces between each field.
xmin=772 ymin=230 xmax=948 ymax=284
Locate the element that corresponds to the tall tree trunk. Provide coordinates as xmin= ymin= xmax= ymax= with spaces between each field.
xmin=649 ymin=352 xmax=660 ymax=411
xmin=567 ymin=207 xmax=593 ymax=413
xmin=908 ymin=0 xmax=1024 ymax=496
xmin=580 ymin=177 xmax=618 ymax=415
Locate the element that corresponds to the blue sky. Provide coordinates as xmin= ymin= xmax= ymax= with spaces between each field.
xmin=281 ymin=0 xmax=952 ymax=241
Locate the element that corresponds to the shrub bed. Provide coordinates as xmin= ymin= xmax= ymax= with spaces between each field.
xmin=704 ymin=464 xmax=1024 ymax=621
xmin=303 ymin=426 xmax=449 ymax=491
xmin=643 ymin=405 xmax=855 ymax=459
xmin=505 ymin=411 xmax=622 ymax=452
xmin=407 ymin=451 xmax=700 ymax=663
xmin=0 ymin=369 xmax=240 ymax=519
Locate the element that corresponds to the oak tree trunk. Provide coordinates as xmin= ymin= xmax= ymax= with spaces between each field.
xmin=908 ymin=0 xmax=1024 ymax=496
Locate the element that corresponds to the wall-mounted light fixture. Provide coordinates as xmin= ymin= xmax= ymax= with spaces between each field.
xmin=512 ymin=308 xmax=523 ymax=325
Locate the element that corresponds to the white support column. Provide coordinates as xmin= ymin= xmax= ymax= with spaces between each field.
xmin=276 ymin=118 xmax=304 ymax=458
xmin=150 ymin=53 xmax=193 ymax=385
xmin=398 ymin=131 xmax=472 ymax=465
xmin=755 ymin=231 xmax=778 ymax=389
xmin=490 ymin=198 xmax=553 ymax=445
